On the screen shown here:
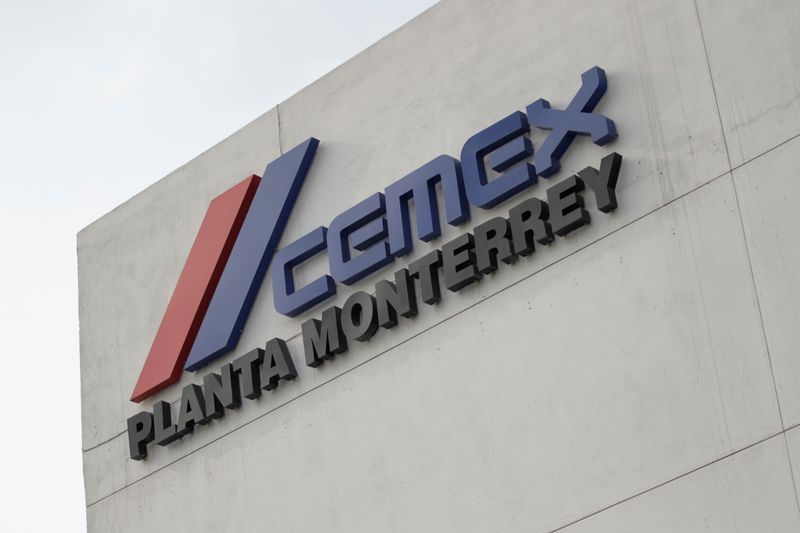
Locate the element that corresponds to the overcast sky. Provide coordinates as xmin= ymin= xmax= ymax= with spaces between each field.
xmin=0 ymin=1 xmax=437 ymax=530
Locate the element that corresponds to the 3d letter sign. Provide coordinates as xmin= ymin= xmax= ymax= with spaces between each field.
xmin=128 ymin=66 xmax=622 ymax=459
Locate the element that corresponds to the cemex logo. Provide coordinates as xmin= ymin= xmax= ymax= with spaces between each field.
xmin=130 ymin=140 xmax=318 ymax=402
xmin=130 ymin=65 xmax=618 ymax=405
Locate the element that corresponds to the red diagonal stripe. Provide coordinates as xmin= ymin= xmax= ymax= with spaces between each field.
xmin=130 ymin=175 xmax=261 ymax=403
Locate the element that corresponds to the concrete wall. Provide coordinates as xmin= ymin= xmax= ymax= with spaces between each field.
xmin=78 ymin=0 xmax=800 ymax=530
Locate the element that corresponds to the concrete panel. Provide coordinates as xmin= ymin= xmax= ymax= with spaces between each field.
xmin=281 ymin=0 xmax=732 ymax=304
xmin=733 ymin=134 xmax=800 ymax=428
xmin=559 ymin=434 xmax=800 ymax=532
xmin=80 ymin=0 xmax=731 ymax=485
xmin=277 ymin=0 xmax=728 ymax=258
xmin=696 ymin=0 xmax=800 ymax=167
xmin=77 ymin=108 xmax=281 ymax=450
xmin=86 ymin=177 xmax=780 ymax=531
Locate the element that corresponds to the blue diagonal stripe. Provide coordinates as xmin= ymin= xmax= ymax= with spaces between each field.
xmin=184 ymin=138 xmax=319 ymax=372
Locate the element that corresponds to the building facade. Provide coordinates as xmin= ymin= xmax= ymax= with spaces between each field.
xmin=79 ymin=0 xmax=800 ymax=530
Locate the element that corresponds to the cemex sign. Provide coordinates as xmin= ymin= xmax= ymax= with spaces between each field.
xmin=127 ymin=66 xmax=623 ymax=460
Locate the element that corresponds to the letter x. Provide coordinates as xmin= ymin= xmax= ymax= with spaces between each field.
xmin=527 ymin=66 xmax=617 ymax=177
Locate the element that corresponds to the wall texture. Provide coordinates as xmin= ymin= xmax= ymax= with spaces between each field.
xmin=78 ymin=0 xmax=800 ymax=531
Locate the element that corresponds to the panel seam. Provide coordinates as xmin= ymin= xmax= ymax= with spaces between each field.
xmin=550 ymin=430 xmax=793 ymax=532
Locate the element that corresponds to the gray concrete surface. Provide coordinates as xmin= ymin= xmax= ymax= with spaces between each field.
xmin=733 ymin=135 xmax=800 ymax=430
xmin=561 ymin=434 xmax=800 ymax=532
xmin=79 ymin=0 xmax=800 ymax=530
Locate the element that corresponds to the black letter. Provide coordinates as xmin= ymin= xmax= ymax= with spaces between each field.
xmin=375 ymin=268 xmax=418 ymax=328
xmin=473 ymin=217 xmax=515 ymax=274
xmin=546 ymin=175 xmax=589 ymax=236
xmin=302 ymin=306 xmax=347 ymax=367
xmin=341 ymin=291 xmax=379 ymax=342
xmin=442 ymin=233 xmax=481 ymax=291
xmin=127 ymin=411 xmax=154 ymax=460
xmin=203 ymin=363 xmax=242 ymax=421
xmin=508 ymin=197 xmax=553 ymax=256
xmin=153 ymin=400 xmax=178 ymax=446
xmin=261 ymin=338 xmax=298 ymax=391
xmin=578 ymin=152 xmax=622 ymax=213
xmin=408 ymin=250 xmax=443 ymax=305
xmin=176 ymin=384 xmax=207 ymax=437
xmin=232 ymin=348 xmax=264 ymax=399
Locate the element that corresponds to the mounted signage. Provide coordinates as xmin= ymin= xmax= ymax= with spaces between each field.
xmin=127 ymin=66 xmax=622 ymax=460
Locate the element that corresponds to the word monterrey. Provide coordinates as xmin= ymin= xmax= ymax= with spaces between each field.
xmin=127 ymin=66 xmax=623 ymax=460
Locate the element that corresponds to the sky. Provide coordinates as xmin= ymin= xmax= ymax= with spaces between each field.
xmin=0 ymin=1 xmax=438 ymax=530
